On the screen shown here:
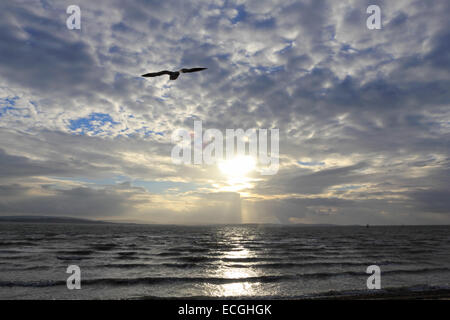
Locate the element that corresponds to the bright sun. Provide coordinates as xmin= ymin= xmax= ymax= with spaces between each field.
xmin=218 ymin=155 xmax=256 ymax=178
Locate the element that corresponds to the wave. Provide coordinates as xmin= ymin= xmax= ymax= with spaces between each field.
xmin=0 ymin=249 xmax=24 ymax=254
xmin=0 ymin=275 xmax=290 ymax=288
xmin=224 ymin=260 xmax=406 ymax=269
xmin=156 ymin=252 xmax=183 ymax=257
xmin=55 ymin=250 xmax=94 ymax=255
xmin=0 ymin=255 xmax=36 ymax=260
xmin=116 ymin=251 xmax=137 ymax=256
xmin=89 ymin=243 xmax=119 ymax=251
xmin=131 ymin=285 xmax=450 ymax=300
xmin=0 ymin=265 xmax=51 ymax=271
xmin=382 ymin=267 xmax=450 ymax=275
xmin=166 ymin=247 xmax=210 ymax=253
xmin=2 ymin=267 xmax=448 ymax=288
xmin=174 ymin=256 xmax=284 ymax=263
xmin=56 ymin=256 xmax=93 ymax=261
xmin=175 ymin=256 xmax=215 ymax=263
xmin=172 ymin=256 xmax=410 ymax=265
xmin=299 ymin=284 xmax=450 ymax=300
xmin=99 ymin=263 xmax=212 ymax=269
xmin=0 ymin=241 xmax=36 ymax=247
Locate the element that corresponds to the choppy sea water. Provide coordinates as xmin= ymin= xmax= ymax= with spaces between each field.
xmin=0 ymin=223 xmax=449 ymax=299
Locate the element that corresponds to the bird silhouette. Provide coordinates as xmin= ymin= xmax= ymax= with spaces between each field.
xmin=141 ymin=68 xmax=207 ymax=80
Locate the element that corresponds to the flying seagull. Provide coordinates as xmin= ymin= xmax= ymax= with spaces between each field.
xmin=141 ymin=67 xmax=207 ymax=80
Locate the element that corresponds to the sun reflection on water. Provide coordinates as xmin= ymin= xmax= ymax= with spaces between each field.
xmin=211 ymin=246 xmax=262 ymax=297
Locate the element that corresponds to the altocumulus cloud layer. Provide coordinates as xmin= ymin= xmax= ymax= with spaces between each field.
xmin=0 ymin=0 xmax=449 ymax=224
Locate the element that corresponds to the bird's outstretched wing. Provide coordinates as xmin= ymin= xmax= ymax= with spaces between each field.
xmin=181 ymin=67 xmax=208 ymax=73
xmin=141 ymin=70 xmax=172 ymax=77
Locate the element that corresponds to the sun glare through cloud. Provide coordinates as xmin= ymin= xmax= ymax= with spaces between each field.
xmin=217 ymin=156 xmax=256 ymax=193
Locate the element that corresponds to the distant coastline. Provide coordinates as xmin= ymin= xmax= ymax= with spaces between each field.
xmin=0 ymin=215 xmax=109 ymax=224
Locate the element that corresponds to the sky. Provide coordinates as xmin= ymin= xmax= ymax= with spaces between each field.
xmin=0 ymin=0 xmax=449 ymax=225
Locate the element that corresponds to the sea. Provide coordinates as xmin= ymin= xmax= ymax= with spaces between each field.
xmin=0 ymin=223 xmax=449 ymax=299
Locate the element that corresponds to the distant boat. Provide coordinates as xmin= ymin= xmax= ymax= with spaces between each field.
xmin=366 ymin=224 xmax=369 ymax=228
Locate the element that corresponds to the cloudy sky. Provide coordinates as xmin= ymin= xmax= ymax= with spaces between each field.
xmin=0 ymin=0 xmax=449 ymax=225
